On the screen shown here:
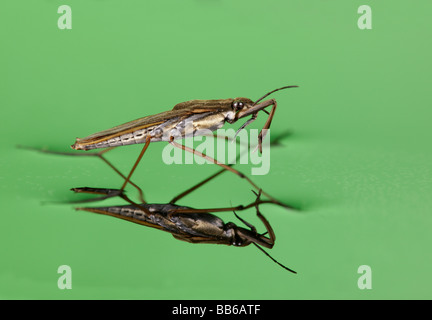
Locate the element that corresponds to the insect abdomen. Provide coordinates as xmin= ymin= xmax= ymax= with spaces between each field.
xmin=72 ymin=124 xmax=167 ymax=150
xmin=80 ymin=129 xmax=150 ymax=150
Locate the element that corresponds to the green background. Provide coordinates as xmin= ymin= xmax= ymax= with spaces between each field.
xmin=1 ymin=0 xmax=431 ymax=299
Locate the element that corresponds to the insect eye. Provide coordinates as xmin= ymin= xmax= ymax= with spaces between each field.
xmin=232 ymin=101 xmax=244 ymax=110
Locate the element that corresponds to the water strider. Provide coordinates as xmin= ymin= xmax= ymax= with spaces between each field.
xmin=20 ymin=123 xmax=297 ymax=209
xmin=72 ymin=186 xmax=296 ymax=273
xmin=70 ymin=86 xmax=299 ymax=201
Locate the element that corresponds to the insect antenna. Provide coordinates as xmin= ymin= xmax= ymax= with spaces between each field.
xmin=253 ymin=85 xmax=299 ymax=106
xmin=252 ymin=242 xmax=297 ymax=274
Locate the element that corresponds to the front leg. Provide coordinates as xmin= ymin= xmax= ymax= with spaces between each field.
xmin=257 ymin=99 xmax=276 ymax=153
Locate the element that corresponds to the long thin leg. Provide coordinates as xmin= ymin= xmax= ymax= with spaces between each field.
xmin=18 ymin=145 xmax=146 ymax=203
xmin=168 ymin=137 xmax=294 ymax=210
xmin=233 ymin=97 xmax=281 ymax=153
xmin=170 ymin=199 xmax=276 ymax=214
xmin=169 ymin=133 xmax=248 ymax=204
xmin=239 ymin=190 xmax=297 ymax=273
xmin=252 ymin=190 xmax=276 ymax=244
xmin=258 ymin=100 xmax=276 ymax=153
xmin=120 ymin=136 xmax=151 ymax=191
xmin=169 ymin=131 xmax=293 ymax=205
xmin=169 ymin=167 xmax=229 ymax=204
